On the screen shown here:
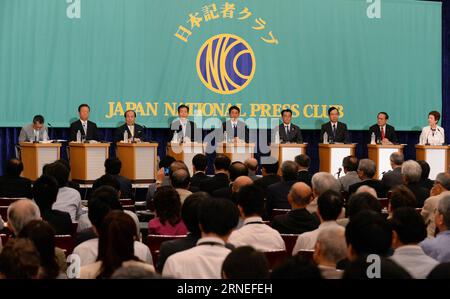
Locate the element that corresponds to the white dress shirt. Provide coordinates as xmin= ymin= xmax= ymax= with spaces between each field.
xmin=52 ymin=187 xmax=84 ymax=222
xmin=73 ymin=238 xmax=153 ymax=267
xmin=390 ymin=245 xmax=439 ymax=279
xmin=127 ymin=125 xmax=134 ymax=137
xmin=419 ymin=125 xmax=445 ymax=145
xmin=292 ymin=221 xmax=342 ymax=255
xmin=80 ymin=119 xmax=88 ymax=135
xmin=228 ymin=216 xmax=286 ymax=251
xmin=162 ymin=236 xmax=231 ymax=279
xmin=80 ymin=260 xmax=155 ymax=279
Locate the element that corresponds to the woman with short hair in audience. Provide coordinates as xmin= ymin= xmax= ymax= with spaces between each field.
xmin=80 ymin=211 xmax=154 ymax=279
xmin=148 ymin=186 xmax=187 ymax=236
xmin=19 ymin=220 xmax=67 ymax=279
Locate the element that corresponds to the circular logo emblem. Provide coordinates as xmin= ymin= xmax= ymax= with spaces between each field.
xmin=196 ymin=34 xmax=256 ymax=95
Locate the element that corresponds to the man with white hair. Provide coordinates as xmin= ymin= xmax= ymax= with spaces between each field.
xmin=402 ymin=160 xmax=429 ymax=207
xmin=313 ymin=226 xmax=347 ymax=279
xmin=355 ymin=185 xmax=378 ymax=198
xmin=307 ymin=172 xmax=340 ymax=214
xmin=7 ymin=199 xmax=41 ymax=235
xmin=382 ymin=152 xmax=404 ymax=190
xmin=349 ymin=159 xmax=387 ymax=198
xmin=422 ymin=173 xmax=450 ymax=237
xmin=420 ymin=194 xmax=450 ymax=262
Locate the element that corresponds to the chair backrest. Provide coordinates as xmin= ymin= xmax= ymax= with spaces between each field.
xmin=54 ymin=235 xmax=75 ymax=256
xmin=280 ymin=234 xmax=300 ymax=255
xmin=0 ymin=198 xmax=22 ymax=206
xmin=120 ymin=199 xmax=134 ymax=207
xmin=146 ymin=234 xmax=186 ymax=265
xmin=297 ymin=249 xmax=315 ymax=261
xmin=270 ymin=209 xmax=290 ymax=220
xmin=122 ymin=205 xmax=136 ymax=212
xmin=263 ymin=250 xmax=288 ymax=270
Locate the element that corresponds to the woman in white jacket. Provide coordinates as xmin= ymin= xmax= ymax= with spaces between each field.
xmin=419 ymin=111 xmax=445 ymax=145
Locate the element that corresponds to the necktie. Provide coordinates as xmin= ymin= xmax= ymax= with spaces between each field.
xmin=285 ymin=125 xmax=289 ymax=135
xmin=332 ymin=124 xmax=336 ymax=139
xmin=380 ymin=127 xmax=385 ymax=140
xmin=82 ymin=122 xmax=87 ymax=134
xmin=233 ymin=124 xmax=238 ymax=138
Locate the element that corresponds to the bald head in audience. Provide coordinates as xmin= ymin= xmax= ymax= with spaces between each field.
xmin=288 ymin=182 xmax=313 ymax=209
xmin=244 ymin=158 xmax=258 ymax=172
xmin=356 ymin=185 xmax=378 ymax=198
xmin=232 ymin=176 xmax=253 ymax=193
xmin=171 ymin=169 xmax=190 ymax=190
xmin=7 ymin=199 xmax=41 ymax=235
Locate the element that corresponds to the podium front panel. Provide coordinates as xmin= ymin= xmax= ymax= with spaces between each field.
xmin=330 ymin=148 xmax=352 ymax=175
xmin=376 ymin=148 xmax=399 ymax=180
xmin=37 ymin=147 xmax=60 ymax=178
xmin=135 ymin=147 xmax=156 ymax=180
xmin=425 ymin=149 xmax=447 ymax=180
xmin=281 ymin=147 xmax=305 ymax=163
xmin=86 ymin=147 xmax=108 ymax=181
xmin=222 ymin=143 xmax=254 ymax=163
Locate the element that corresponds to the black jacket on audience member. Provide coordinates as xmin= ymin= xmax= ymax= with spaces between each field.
xmin=271 ymin=208 xmax=320 ymax=235
xmin=41 ymin=209 xmax=73 ymax=236
xmin=266 ymin=180 xmax=297 ymax=215
xmin=297 ymin=170 xmax=313 ymax=187
xmin=199 ymin=173 xmax=229 ymax=195
xmin=406 ymin=183 xmax=429 ymax=208
xmin=190 ymin=172 xmax=209 ymax=192
xmin=254 ymin=174 xmax=281 ymax=193
xmin=348 ymin=179 xmax=387 ymax=198
xmin=0 ymin=175 xmax=33 ymax=199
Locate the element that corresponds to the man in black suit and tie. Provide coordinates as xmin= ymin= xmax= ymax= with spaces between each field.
xmin=222 ymin=105 xmax=249 ymax=143
xmin=276 ymin=109 xmax=303 ymax=143
xmin=0 ymin=158 xmax=32 ymax=199
xmin=199 ymin=154 xmax=231 ymax=195
xmin=368 ymin=112 xmax=398 ymax=144
xmin=320 ymin=107 xmax=350 ymax=143
xmin=170 ymin=105 xmax=198 ymax=143
xmin=69 ymin=104 xmax=101 ymax=141
xmin=114 ymin=110 xmax=146 ymax=143
xmin=190 ymin=154 xmax=209 ymax=192
xmin=254 ymin=160 xmax=281 ymax=193
xmin=295 ymin=154 xmax=312 ymax=187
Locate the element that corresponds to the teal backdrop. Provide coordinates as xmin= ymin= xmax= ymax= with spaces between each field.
xmin=0 ymin=0 xmax=442 ymax=130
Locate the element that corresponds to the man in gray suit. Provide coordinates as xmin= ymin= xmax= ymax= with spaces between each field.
xmin=382 ymin=152 xmax=404 ymax=191
xmin=18 ymin=115 xmax=49 ymax=142
xmin=338 ymin=156 xmax=361 ymax=192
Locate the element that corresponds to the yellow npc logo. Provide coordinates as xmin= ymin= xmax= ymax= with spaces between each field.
xmin=196 ymin=34 xmax=256 ymax=95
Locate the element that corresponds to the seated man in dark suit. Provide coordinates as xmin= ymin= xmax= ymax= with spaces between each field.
xmin=104 ymin=158 xmax=133 ymax=199
xmin=254 ymin=159 xmax=281 ymax=192
xmin=401 ymin=160 xmax=430 ymax=208
xmin=113 ymin=110 xmax=145 ymax=143
xmin=368 ymin=112 xmax=398 ymax=144
xmin=189 ymin=154 xmax=208 ymax=192
xmin=295 ymin=154 xmax=312 ymax=187
xmin=156 ymin=192 xmax=209 ymax=273
xmin=349 ymin=159 xmax=387 ymax=198
xmin=276 ymin=109 xmax=303 ymax=143
xmin=266 ymin=161 xmax=299 ymax=216
xmin=0 ymin=158 xmax=32 ymax=199
xmin=271 ymin=182 xmax=320 ymax=234
xmin=382 ymin=152 xmax=404 ymax=191
xmin=212 ymin=162 xmax=249 ymax=201
xmin=417 ymin=160 xmax=434 ymax=192
xmin=33 ymin=175 xmax=73 ymax=235
xmin=199 ymin=154 xmax=231 ymax=195
xmin=320 ymin=107 xmax=350 ymax=143
xmin=69 ymin=104 xmax=101 ymax=142
xmin=222 ymin=105 xmax=249 ymax=143
xmin=170 ymin=104 xmax=199 ymax=143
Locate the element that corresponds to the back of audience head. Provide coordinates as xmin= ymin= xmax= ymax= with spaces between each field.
xmin=244 ymin=158 xmax=258 ymax=173
xmin=357 ymin=159 xmax=376 ymax=179
xmin=214 ymin=154 xmax=231 ymax=172
xmin=317 ymin=190 xmax=343 ymax=222
xmin=92 ymin=174 xmax=121 ymax=194
xmin=111 ymin=265 xmax=161 ymax=279
xmin=342 ymin=156 xmax=358 ymax=172
xmin=170 ymin=169 xmax=190 ymax=189
xmin=229 ymin=161 xmax=248 ymax=181
xmin=198 ymin=197 xmax=239 ymax=238
xmin=97 ymin=211 xmax=139 ymax=278
xmin=105 ymin=158 xmax=122 ymax=175
xmin=417 ymin=160 xmax=431 ymax=182
xmin=433 ymin=172 xmax=450 ymax=194
xmin=343 ymin=255 xmax=411 ymax=279
xmin=271 ymin=255 xmax=323 ymax=279
xmin=192 ymin=154 xmax=207 ymax=173
xmin=355 ymin=185 xmax=378 ymax=198
xmin=312 ymin=172 xmax=340 ymax=197
xmin=182 ymin=192 xmax=209 ymax=237
xmin=7 ymin=199 xmax=41 ymax=236
xmin=169 ymin=161 xmax=189 ymax=177
xmin=295 ymin=154 xmax=310 ymax=170
xmin=261 ymin=160 xmax=279 ymax=175
xmin=5 ymin=158 xmax=24 ymax=177
xmin=0 ymin=238 xmax=40 ymax=279
xmin=389 ymin=185 xmax=417 ymax=212
xmin=314 ymin=226 xmax=347 ymax=267
xmin=391 ymin=207 xmax=426 ymax=249
xmin=159 ymin=155 xmax=176 ymax=170
xmin=346 ymin=192 xmax=382 ymax=220
xmin=232 ymin=176 xmax=253 ymax=193
xmin=401 ymin=160 xmax=422 ymax=184
xmin=436 ymin=193 xmax=450 ymax=232
xmin=281 ymin=161 xmax=298 ymax=181
xmin=222 ymin=246 xmax=269 ymax=279
xmin=345 ymin=210 xmax=392 ymax=261
xmin=288 ymin=182 xmax=313 ymax=208
xmin=33 ymin=175 xmax=59 ymax=212
xmin=237 ymin=184 xmax=265 ymax=218
xmin=43 ymin=161 xmax=69 ymax=188
xmin=18 ymin=220 xmax=60 ymax=279
xmin=88 ymin=186 xmax=122 ymax=230
xmin=153 ymin=186 xmax=182 ymax=226
xmin=390 ymin=152 xmax=404 ymax=167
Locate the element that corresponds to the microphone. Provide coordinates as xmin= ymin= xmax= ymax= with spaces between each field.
xmin=336 ymin=167 xmax=342 ymax=178
xmin=47 ymin=123 xmax=54 ymax=141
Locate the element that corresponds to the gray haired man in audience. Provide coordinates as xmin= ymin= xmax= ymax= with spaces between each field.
xmin=348 ymin=158 xmax=387 ymax=198
xmin=401 ymin=160 xmax=429 ymax=207
xmin=7 ymin=199 xmax=41 ymax=236
xmin=338 ymin=156 xmax=360 ymax=192
xmin=422 ymin=173 xmax=450 ymax=238
xmin=382 ymin=152 xmax=404 ymax=190
xmin=308 ymin=172 xmax=341 ymax=214
xmin=313 ymin=226 xmax=347 ymax=279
